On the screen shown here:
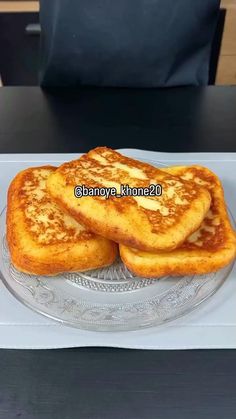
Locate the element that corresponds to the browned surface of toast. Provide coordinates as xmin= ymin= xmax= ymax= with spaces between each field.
xmin=47 ymin=148 xmax=211 ymax=251
xmin=120 ymin=166 xmax=236 ymax=277
xmin=7 ymin=166 xmax=117 ymax=275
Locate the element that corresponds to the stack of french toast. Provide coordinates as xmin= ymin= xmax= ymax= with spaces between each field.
xmin=7 ymin=147 xmax=236 ymax=277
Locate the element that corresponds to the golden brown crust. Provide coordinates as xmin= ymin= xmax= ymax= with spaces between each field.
xmin=120 ymin=165 xmax=236 ymax=277
xmin=47 ymin=148 xmax=211 ymax=251
xmin=119 ymin=244 xmax=236 ymax=277
xmin=7 ymin=166 xmax=117 ymax=275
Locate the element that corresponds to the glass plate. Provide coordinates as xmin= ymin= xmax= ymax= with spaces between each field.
xmin=0 ymin=205 xmax=234 ymax=331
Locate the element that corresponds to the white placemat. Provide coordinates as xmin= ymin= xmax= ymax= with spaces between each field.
xmin=0 ymin=149 xmax=235 ymax=349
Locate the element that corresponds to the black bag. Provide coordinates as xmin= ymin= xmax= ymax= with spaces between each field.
xmin=40 ymin=0 xmax=220 ymax=87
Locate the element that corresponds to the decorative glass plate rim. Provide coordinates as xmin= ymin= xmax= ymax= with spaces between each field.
xmin=0 ymin=157 xmax=234 ymax=332
xmin=0 ymin=244 xmax=233 ymax=331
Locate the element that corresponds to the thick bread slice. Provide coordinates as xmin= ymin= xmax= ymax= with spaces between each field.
xmin=47 ymin=147 xmax=211 ymax=251
xmin=7 ymin=166 xmax=117 ymax=275
xmin=120 ymin=166 xmax=236 ymax=277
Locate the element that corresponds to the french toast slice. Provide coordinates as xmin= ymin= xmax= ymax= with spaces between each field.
xmin=7 ymin=166 xmax=117 ymax=275
xmin=47 ymin=147 xmax=211 ymax=251
xmin=120 ymin=166 xmax=236 ymax=277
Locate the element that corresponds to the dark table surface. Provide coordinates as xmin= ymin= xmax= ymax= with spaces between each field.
xmin=0 ymin=86 xmax=236 ymax=419
xmin=1 ymin=85 xmax=236 ymax=153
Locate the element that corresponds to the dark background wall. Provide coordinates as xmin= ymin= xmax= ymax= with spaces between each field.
xmin=0 ymin=13 xmax=40 ymax=85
